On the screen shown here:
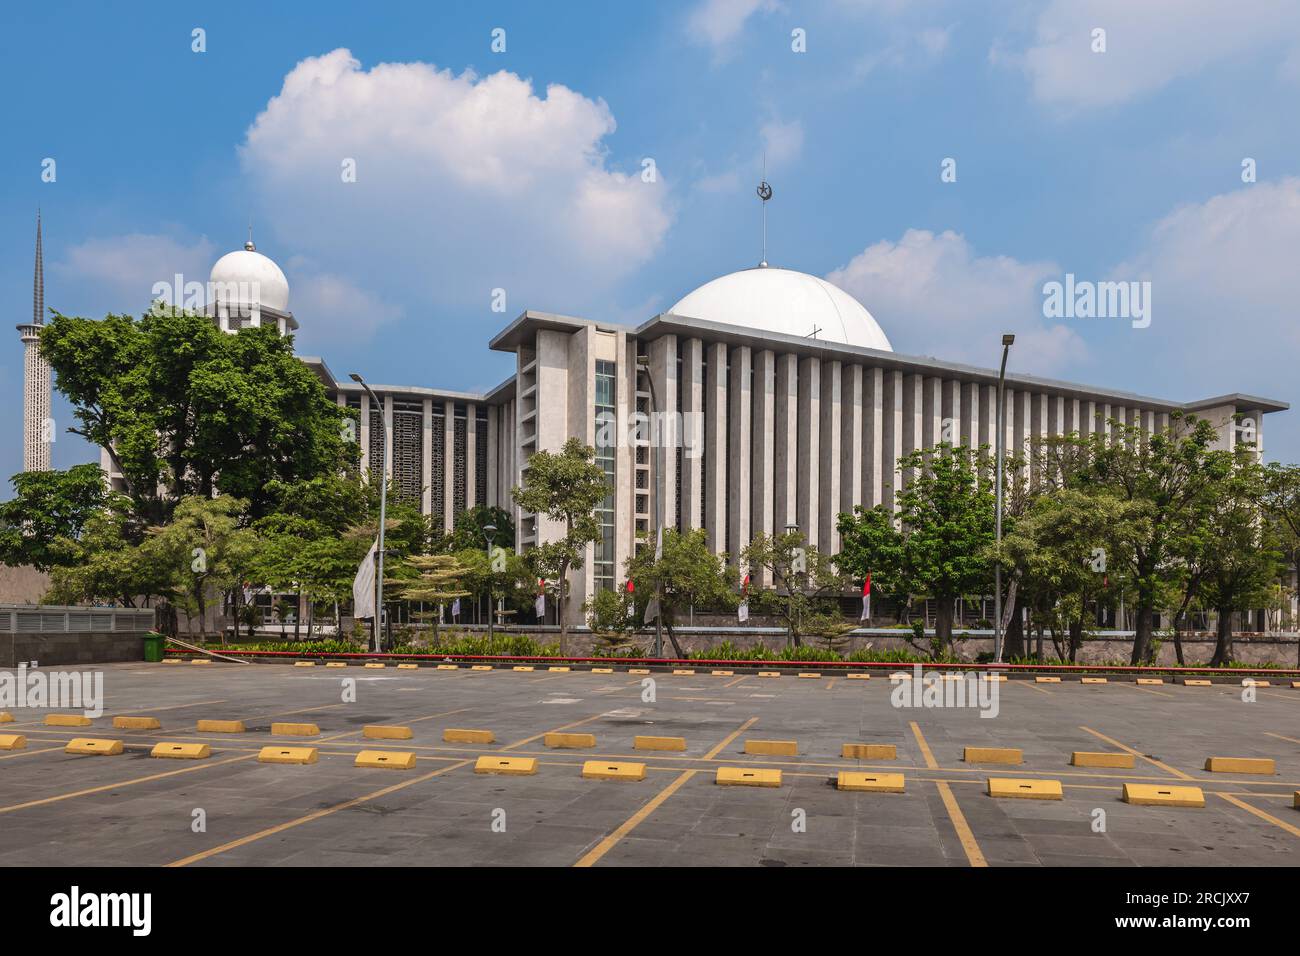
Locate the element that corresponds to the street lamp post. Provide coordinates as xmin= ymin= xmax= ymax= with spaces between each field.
xmin=484 ymin=522 xmax=497 ymax=642
xmin=350 ymin=372 xmax=387 ymax=654
xmin=784 ymin=523 xmax=799 ymax=646
xmin=993 ymin=334 xmax=1014 ymax=664
xmin=636 ymin=356 xmax=665 ymax=658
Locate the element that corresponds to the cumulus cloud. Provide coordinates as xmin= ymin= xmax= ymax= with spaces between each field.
xmin=759 ymin=119 xmax=804 ymax=170
xmin=686 ymin=0 xmax=780 ymax=56
xmin=826 ymin=228 xmax=1081 ymax=374
xmin=283 ymin=257 xmax=402 ymax=349
xmin=54 ymin=233 xmax=216 ymax=313
xmin=1108 ymin=178 xmax=1300 ymax=400
xmin=1006 ymin=0 xmax=1300 ymax=109
xmin=238 ymin=49 xmax=671 ymax=331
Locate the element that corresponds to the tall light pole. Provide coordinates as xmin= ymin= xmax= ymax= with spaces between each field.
xmin=784 ymin=522 xmax=799 ymax=645
xmin=350 ymin=372 xmax=387 ymax=654
xmin=993 ymin=334 xmax=1014 ymax=664
xmin=484 ymin=522 xmax=497 ymax=642
xmin=636 ymin=356 xmax=665 ymax=658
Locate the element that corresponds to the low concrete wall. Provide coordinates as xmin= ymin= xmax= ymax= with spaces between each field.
xmin=0 ymin=632 xmax=146 ymax=668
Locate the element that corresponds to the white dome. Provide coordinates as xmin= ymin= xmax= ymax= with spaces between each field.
xmin=668 ymin=266 xmax=892 ymax=351
xmin=209 ymin=244 xmax=290 ymax=313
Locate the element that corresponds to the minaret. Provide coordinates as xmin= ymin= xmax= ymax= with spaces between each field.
xmin=16 ymin=211 xmax=52 ymax=471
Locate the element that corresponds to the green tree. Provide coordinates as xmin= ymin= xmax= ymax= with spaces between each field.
xmin=444 ymin=504 xmax=515 ymax=553
xmin=511 ymin=437 xmax=609 ymax=653
xmin=397 ymin=553 xmax=472 ymax=642
xmin=1079 ymin=414 xmax=1228 ymax=664
xmin=741 ymin=529 xmax=845 ymax=647
xmin=45 ymin=498 xmax=173 ymax=616
xmin=39 ymin=307 xmax=356 ymax=524
xmin=625 ymin=528 xmax=737 ymax=657
xmin=837 ymin=444 xmax=994 ymax=650
xmin=0 ymin=464 xmax=113 ymax=571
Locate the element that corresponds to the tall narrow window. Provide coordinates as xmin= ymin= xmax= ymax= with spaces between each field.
xmin=593 ymin=360 xmax=617 ymax=592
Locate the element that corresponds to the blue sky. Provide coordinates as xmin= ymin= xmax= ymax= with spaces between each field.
xmin=3 ymin=0 xmax=1299 ymax=491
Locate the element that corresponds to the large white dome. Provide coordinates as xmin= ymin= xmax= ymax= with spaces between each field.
xmin=667 ymin=266 xmax=892 ymax=351
xmin=209 ymin=244 xmax=290 ymax=313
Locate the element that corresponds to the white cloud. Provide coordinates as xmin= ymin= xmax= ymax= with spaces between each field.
xmin=1009 ymin=0 xmax=1300 ymax=109
xmin=238 ymin=49 xmax=671 ymax=328
xmin=1109 ymin=178 xmax=1300 ymax=400
xmin=825 ymin=228 xmax=1081 ymax=373
xmin=283 ymin=257 xmax=402 ymax=348
xmin=759 ymin=119 xmax=803 ymax=169
xmin=55 ymin=233 xmax=216 ymax=312
xmin=686 ymin=0 xmax=779 ymax=56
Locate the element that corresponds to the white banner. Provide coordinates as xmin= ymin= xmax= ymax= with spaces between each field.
xmin=352 ymin=539 xmax=378 ymax=620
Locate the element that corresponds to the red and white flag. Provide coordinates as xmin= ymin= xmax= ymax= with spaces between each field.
xmin=860 ymin=574 xmax=872 ymax=622
xmin=535 ymin=578 xmax=546 ymax=620
xmin=738 ymin=573 xmax=751 ymax=624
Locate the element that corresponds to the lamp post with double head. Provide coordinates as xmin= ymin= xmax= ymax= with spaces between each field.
xmin=350 ymin=373 xmax=387 ymax=653
xmin=993 ymin=334 xmax=1014 ymax=664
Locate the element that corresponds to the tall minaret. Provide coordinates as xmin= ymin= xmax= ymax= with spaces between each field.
xmin=16 ymin=211 xmax=52 ymax=471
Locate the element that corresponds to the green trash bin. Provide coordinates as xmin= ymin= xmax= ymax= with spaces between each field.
xmin=142 ymin=632 xmax=165 ymax=663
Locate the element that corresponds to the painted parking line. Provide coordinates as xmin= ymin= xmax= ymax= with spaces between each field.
xmin=0 ymin=754 xmax=259 ymax=815
xmin=1216 ymin=793 xmax=1300 ymax=840
xmin=1080 ymin=726 xmax=1193 ymax=780
xmin=167 ymin=758 xmax=475 ymax=867
xmin=1265 ymin=731 xmax=1300 ymax=746
xmin=572 ymin=716 xmax=760 ymax=868
xmin=500 ymin=713 xmax=609 ymax=751
xmin=910 ymin=721 xmax=988 ymax=867
xmin=909 ymin=721 xmax=939 ymax=770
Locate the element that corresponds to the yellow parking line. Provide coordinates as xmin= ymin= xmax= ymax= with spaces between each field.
xmin=936 ymin=781 xmax=987 ymax=867
xmin=314 ymin=707 xmax=471 ymax=743
xmin=722 ymin=676 xmax=749 ymax=688
xmin=1265 ymin=732 xmax=1300 ymax=746
xmin=0 ymin=746 xmax=64 ymax=761
xmin=167 ymin=759 xmax=474 ymax=867
xmin=572 ymin=715 xmax=759 ymax=867
xmin=1217 ymin=793 xmax=1300 ymax=840
xmin=573 ymin=769 xmax=698 ymax=867
xmin=0 ymin=754 xmax=258 ymax=815
xmin=1080 ymin=726 xmax=1192 ymax=780
xmin=909 ymin=721 xmax=939 ymax=770
xmin=501 ymin=713 xmax=607 ymax=751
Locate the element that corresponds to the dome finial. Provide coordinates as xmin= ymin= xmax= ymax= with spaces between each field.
xmin=245 ymin=216 xmax=255 ymax=252
xmin=756 ymin=154 xmax=772 ymax=268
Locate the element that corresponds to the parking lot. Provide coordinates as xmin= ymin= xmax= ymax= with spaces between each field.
xmin=0 ymin=661 xmax=1297 ymax=867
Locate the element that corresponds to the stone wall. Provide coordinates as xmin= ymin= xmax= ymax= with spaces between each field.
xmin=0 ymin=632 xmax=145 ymax=668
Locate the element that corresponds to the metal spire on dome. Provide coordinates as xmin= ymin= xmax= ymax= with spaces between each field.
xmin=245 ymin=216 xmax=255 ymax=252
xmin=33 ymin=208 xmax=44 ymax=325
xmin=756 ymin=155 xmax=772 ymax=268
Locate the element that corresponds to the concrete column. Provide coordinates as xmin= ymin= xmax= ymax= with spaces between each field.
xmin=922 ymin=377 xmax=944 ymax=449
xmin=840 ymin=363 xmax=863 ymax=514
xmin=486 ymin=405 xmax=498 ymax=508
xmin=752 ymin=349 xmax=776 ymax=577
xmin=797 ymin=356 xmax=821 ymax=547
xmin=443 ymin=399 xmax=456 ymax=533
xmin=862 ymin=367 xmax=884 ymax=508
xmin=1066 ymin=398 xmax=1080 ymax=436
xmin=943 ymin=380 xmax=962 ymax=448
xmin=819 ymin=359 xmax=842 ymax=552
xmin=774 ymin=354 xmax=799 ymax=533
xmin=1030 ymin=393 xmax=1047 ymax=482
xmin=705 ymin=341 xmax=728 ymax=553
xmin=359 ymin=392 xmax=371 ymax=473
xmin=1083 ymin=401 xmax=1098 ymax=439
xmin=465 ymin=402 xmax=477 ymax=509
xmin=882 ymin=369 xmax=904 ymax=510
xmin=680 ymin=338 xmax=704 ymax=531
xmin=728 ymin=345 xmax=752 ymax=563
xmin=981 ymin=384 xmax=997 ymax=452
xmin=648 ymin=334 xmax=679 ymax=531
xmin=901 ymin=373 xmax=924 ymax=488
xmin=422 ymin=398 xmax=433 ymax=515
xmin=1016 ymin=390 xmax=1033 ymax=479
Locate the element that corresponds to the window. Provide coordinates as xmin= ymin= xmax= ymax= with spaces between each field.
xmin=594 ymin=360 xmax=617 ymax=592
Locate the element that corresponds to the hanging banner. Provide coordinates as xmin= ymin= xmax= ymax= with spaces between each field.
xmin=860 ymin=573 xmax=872 ymax=622
xmin=352 ymin=539 xmax=378 ymax=620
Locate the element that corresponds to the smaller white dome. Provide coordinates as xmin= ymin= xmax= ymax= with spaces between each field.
xmin=209 ymin=243 xmax=290 ymax=313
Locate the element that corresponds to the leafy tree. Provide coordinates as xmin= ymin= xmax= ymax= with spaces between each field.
xmin=625 ymin=528 xmax=737 ymax=657
xmin=584 ymin=586 xmax=638 ymax=656
xmin=742 ymin=529 xmax=845 ymax=647
xmin=0 ymin=464 xmax=114 ymax=571
xmin=837 ymin=444 xmax=994 ymax=650
xmin=1079 ymin=414 xmax=1228 ymax=664
xmin=511 ymin=437 xmax=609 ymax=653
xmin=146 ymin=496 xmax=258 ymax=642
xmin=1198 ymin=457 xmax=1283 ymax=665
xmin=45 ymin=498 xmax=172 ymax=614
xmin=444 ymin=504 xmax=515 ymax=553
xmin=454 ymin=546 xmax=532 ymax=627
xmin=993 ymin=487 xmax=1129 ymax=662
xmin=396 ymin=553 xmax=472 ymax=642
xmin=39 ymin=307 xmax=356 ymax=524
